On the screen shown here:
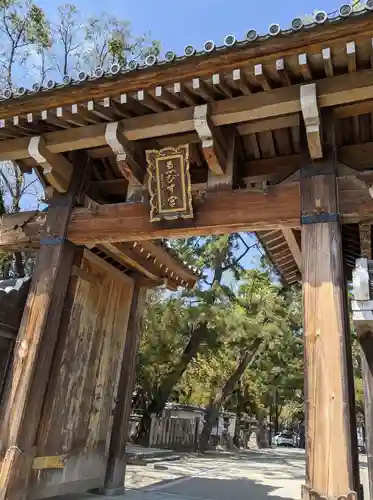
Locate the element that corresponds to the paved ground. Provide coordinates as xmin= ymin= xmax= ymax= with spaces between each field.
xmin=55 ymin=448 xmax=369 ymax=500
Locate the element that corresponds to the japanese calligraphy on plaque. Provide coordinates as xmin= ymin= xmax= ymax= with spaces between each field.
xmin=146 ymin=145 xmax=194 ymax=222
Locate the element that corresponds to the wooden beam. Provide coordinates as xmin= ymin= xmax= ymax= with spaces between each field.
xmin=300 ymin=83 xmax=322 ymax=160
xmin=237 ymin=114 xmax=299 ymax=135
xmin=4 ymin=177 xmax=373 ymax=250
xmin=173 ymin=82 xmax=199 ymax=106
xmin=67 ymin=185 xmax=302 ymax=244
xmin=28 ymin=136 xmax=72 ymax=193
xmin=4 ymin=69 xmax=373 ymax=162
xmin=105 ymin=122 xmax=144 ymax=185
xmin=281 ymin=228 xmax=302 ymax=273
xmin=0 ymin=184 xmax=300 ymax=249
xmin=0 ymin=154 xmax=89 ymax=500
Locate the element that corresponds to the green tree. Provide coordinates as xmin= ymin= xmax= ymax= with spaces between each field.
xmin=0 ymin=0 xmax=50 ymax=89
xmin=134 ymin=234 xmax=258 ymax=443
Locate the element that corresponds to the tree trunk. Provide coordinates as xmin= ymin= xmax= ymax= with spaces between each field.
xmin=135 ymin=244 xmax=229 ymax=445
xmin=14 ymin=252 xmax=25 ymax=278
xmin=134 ymin=323 xmax=207 ymax=445
xmin=199 ymin=338 xmax=264 ymax=452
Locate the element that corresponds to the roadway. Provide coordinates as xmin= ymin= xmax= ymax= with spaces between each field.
xmin=56 ymin=448 xmax=369 ymax=500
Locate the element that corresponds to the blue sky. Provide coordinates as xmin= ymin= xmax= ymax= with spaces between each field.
xmin=36 ymin=0 xmax=344 ymax=58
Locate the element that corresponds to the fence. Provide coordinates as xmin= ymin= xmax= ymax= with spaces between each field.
xmin=148 ymin=414 xmax=201 ymax=451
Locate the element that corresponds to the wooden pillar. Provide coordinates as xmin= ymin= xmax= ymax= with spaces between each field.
xmin=0 ymin=156 xmax=88 ymax=500
xmin=102 ymin=280 xmax=147 ymax=496
xmin=301 ymin=157 xmax=359 ymax=498
xmin=352 ymin=256 xmax=373 ymax=500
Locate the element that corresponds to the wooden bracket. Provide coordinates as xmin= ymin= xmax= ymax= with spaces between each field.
xmin=28 ymin=136 xmax=73 ymax=193
xmin=300 ymin=83 xmax=323 ymax=160
xmin=193 ymin=104 xmax=226 ymax=175
xmin=105 ymin=122 xmax=144 ymax=186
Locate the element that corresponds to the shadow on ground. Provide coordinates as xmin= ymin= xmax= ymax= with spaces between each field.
xmin=136 ymin=476 xmax=299 ymax=500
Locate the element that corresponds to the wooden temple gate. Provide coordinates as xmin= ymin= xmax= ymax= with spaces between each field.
xmin=1 ymin=4 xmax=373 ymax=499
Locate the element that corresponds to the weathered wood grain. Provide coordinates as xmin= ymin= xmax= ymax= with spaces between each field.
xmin=0 ymin=154 xmax=89 ymax=500
xmin=29 ymin=253 xmax=134 ymax=499
xmin=103 ymin=282 xmax=147 ymax=494
xmin=302 ymin=171 xmax=357 ymax=497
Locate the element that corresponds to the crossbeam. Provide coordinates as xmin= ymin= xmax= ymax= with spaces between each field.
xmin=2 ymin=181 xmax=373 ymax=250
xmin=2 ymin=70 xmax=373 ymax=162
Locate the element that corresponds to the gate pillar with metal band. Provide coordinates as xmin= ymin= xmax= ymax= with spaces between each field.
xmin=0 ymin=155 xmax=89 ymax=500
xmin=352 ymin=258 xmax=373 ymax=500
xmin=301 ymin=150 xmax=360 ymax=499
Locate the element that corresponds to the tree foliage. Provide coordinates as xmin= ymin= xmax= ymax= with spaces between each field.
xmin=135 ymin=235 xmax=304 ymax=446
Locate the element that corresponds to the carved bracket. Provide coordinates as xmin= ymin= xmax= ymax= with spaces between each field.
xmin=28 ymin=136 xmax=72 ymax=193
xmin=105 ymin=122 xmax=145 ymax=188
xmin=300 ymin=83 xmax=323 ymax=160
xmin=193 ymin=104 xmax=226 ymax=175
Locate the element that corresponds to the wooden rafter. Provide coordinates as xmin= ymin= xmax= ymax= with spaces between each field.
xmin=98 ymin=242 xmax=163 ymax=283
xmin=3 ymin=68 xmax=373 ymax=163
xmin=281 ymin=228 xmax=302 ymax=273
xmin=0 ymin=15 xmax=371 ymax=119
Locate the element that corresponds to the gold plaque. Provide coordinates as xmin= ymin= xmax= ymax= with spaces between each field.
xmin=33 ymin=455 xmax=66 ymax=470
xmin=146 ymin=145 xmax=193 ymax=222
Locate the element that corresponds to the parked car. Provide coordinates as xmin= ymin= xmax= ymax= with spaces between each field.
xmin=358 ymin=435 xmax=366 ymax=453
xmin=273 ymin=431 xmax=294 ymax=447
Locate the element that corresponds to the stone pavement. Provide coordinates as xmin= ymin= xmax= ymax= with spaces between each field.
xmin=52 ymin=449 xmax=369 ymax=500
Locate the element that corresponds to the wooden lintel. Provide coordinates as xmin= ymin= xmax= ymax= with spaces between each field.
xmin=28 ymin=136 xmax=72 ymax=193
xmin=4 ymin=178 xmax=373 ymax=250
xmin=193 ymin=104 xmax=226 ymax=175
xmin=300 ymin=83 xmax=322 ymax=160
xmin=104 ymin=122 xmax=144 ymax=185
xmin=281 ymin=228 xmax=302 ymax=274
xmin=68 ymin=185 xmax=297 ymax=243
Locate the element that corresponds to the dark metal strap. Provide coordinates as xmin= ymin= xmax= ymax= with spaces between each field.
xmin=301 ymin=213 xmax=340 ymax=225
xmin=40 ymin=236 xmax=65 ymax=246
